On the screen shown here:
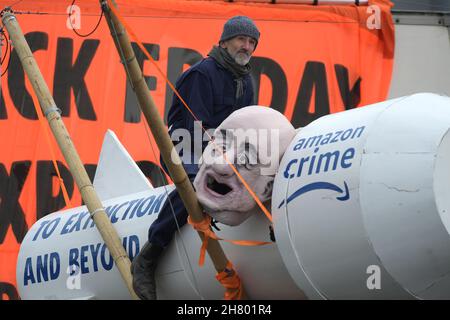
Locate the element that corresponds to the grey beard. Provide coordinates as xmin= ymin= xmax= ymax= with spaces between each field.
xmin=233 ymin=53 xmax=251 ymax=66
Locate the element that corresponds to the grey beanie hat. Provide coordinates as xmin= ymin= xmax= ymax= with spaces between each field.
xmin=219 ymin=16 xmax=260 ymax=45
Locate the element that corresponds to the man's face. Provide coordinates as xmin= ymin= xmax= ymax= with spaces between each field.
xmin=220 ymin=35 xmax=256 ymax=66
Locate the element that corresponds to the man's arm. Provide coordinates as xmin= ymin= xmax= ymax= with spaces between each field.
xmin=178 ymin=70 xmax=214 ymax=132
xmin=170 ymin=70 xmax=214 ymax=176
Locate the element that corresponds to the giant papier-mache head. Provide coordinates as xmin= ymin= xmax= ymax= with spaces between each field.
xmin=193 ymin=106 xmax=296 ymax=226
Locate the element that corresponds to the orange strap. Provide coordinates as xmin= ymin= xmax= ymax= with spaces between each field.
xmin=106 ymin=0 xmax=272 ymax=223
xmin=216 ymin=261 xmax=242 ymax=300
xmin=188 ymin=215 xmax=271 ymax=266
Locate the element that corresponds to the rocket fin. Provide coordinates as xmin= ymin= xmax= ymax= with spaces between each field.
xmin=93 ymin=130 xmax=153 ymax=201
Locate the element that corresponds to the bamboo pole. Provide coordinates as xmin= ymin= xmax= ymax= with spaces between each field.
xmin=102 ymin=1 xmax=246 ymax=298
xmin=0 ymin=9 xmax=139 ymax=300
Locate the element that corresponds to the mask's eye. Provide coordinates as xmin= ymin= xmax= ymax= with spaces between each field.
xmin=244 ymin=155 xmax=257 ymax=170
xmin=237 ymin=149 xmax=256 ymax=170
xmin=211 ymin=143 xmax=227 ymax=157
xmin=237 ymin=152 xmax=247 ymax=166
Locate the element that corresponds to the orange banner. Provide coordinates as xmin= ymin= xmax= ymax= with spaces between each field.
xmin=0 ymin=0 xmax=394 ymax=299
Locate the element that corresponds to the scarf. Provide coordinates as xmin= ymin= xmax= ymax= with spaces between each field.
xmin=207 ymin=46 xmax=251 ymax=100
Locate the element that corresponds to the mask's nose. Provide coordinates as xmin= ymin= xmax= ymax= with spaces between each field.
xmin=211 ymin=150 xmax=235 ymax=177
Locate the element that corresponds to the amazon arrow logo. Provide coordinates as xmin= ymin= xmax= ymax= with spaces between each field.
xmin=278 ymin=181 xmax=350 ymax=209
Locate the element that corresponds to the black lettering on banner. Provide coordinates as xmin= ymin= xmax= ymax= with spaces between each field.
xmin=84 ymin=163 xmax=97 ymax=182
xmin=136 ymin=160 xmax=168 ymax=188
xmin=53 ymin=38 xmax=99 ymax=120
xmin=0 ymin=161 xmax=30 ymax=244
xmin=164 ymin=47 xmax=202 ymax=123
xmin=0 ymin=282 xmax=19 ymax=300
xmin=292 ymin=61 xmax=330 ymax=128
xmin=0 ymin=90 xmax=6 ymax=119
xmin=36 ymin=161 xmax=74 ymax=220
xmin=334 ymin=64 xmax=361 ymax=110
xmin=8 ymin=32 xmax=48 ymax=120
xmin=124 ymin=43 xmax=160 ymax=123
xmin=250 ymin=56 xmax=288 ymax=114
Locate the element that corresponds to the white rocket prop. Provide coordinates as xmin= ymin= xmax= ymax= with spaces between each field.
xmin=17 ymin=131 xmax=300 ymax=300
xmin=17 ymin=93 xmax=450 ymax=299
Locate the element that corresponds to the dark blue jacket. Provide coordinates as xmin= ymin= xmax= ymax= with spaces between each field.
xmin=162 ymin=57 xmax=255 ymax=176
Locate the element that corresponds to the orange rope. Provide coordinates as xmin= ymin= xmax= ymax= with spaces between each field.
xmin=106 ymin=0 xmax=272 ymax=223
xmin=216 ymin=261 xmax=242 ymax=300
xmin=188 ymin=215 xmax=271 ymax=266
xmin=34 ymin=103 xmax=72 ymax=208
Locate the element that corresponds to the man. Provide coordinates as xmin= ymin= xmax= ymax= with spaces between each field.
xmin=131 ymin=15 xmax=260 ymax=300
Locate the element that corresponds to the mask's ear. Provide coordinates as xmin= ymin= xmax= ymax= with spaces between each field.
xmin=260 ymin=177 xmax=274 ymax=202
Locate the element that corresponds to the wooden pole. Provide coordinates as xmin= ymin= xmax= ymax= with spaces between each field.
xmin=102 ymin=1 xmax=246 ymax=298
xmin=1 ymin=10 xmax=139 ymax=300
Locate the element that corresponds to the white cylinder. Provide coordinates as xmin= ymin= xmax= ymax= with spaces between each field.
xmin=272 ymin=93 xmax=450 ymax=299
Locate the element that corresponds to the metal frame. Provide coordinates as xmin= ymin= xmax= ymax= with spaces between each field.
xmin=392 ymin=11 xmax=450 ymax=27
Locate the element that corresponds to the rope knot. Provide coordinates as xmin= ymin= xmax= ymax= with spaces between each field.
xmin=216 ymin=261 xmax=242 ymax=300
xmin=187 ymin=215 xmax=215 ymax=266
